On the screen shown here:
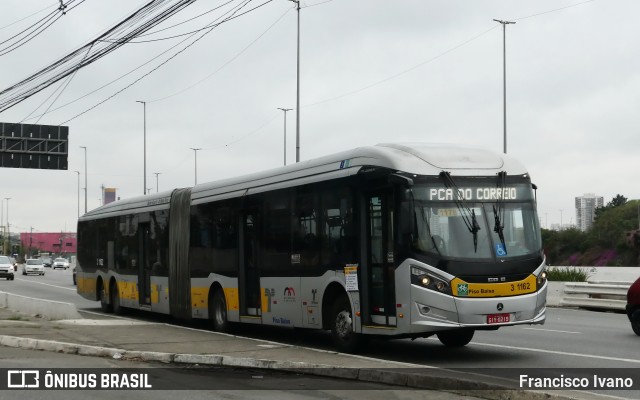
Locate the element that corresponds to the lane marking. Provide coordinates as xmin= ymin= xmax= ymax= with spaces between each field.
xmin=522 ymin=327 xmax=582 ymax=334
xmin=12 ymin=276 xmax=76 ymax=291
xmin=469 ymin=341 xmax=640 ymax=364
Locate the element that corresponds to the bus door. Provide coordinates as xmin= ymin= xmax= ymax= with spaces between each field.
xmin=240 ymin=209 xmax=261 ymax=317
xmin=138 ymin=222 xmax=152 ymax=307
xmin=365 ymin=192 xmax=397 ymax=326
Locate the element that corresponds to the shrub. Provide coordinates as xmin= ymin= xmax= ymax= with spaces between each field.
xmin=546 ymin=266 xmax=590 ymax=282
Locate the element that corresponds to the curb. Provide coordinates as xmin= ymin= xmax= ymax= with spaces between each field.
xmin=0 ymin=334 xmax=590 ymax=400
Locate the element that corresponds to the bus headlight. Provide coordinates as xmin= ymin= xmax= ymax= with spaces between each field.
xmin=411 ymin=266 xmax=452 ymax=295
xmin=537 ymin=270 xmax=547 ymax=289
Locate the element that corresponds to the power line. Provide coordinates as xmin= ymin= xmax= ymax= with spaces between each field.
xmin=0 ymin=0 xmax=199 ymax=113
xmin=21 ymin=0 xmax=269 ymax=121
xmin=303 ymin=24 xmax=499 ymax=109
xmin=148 ymin=5 xmax=291 ymax=103
xmin=58 ymin=0 xmax=275 ymax=125
xmin=0 ymin=0 xmax=87 ymax=57
xmin=513 ymin=0 xmax=596 ymax=21
xmin=0 ymin=1 xmax=58 ymax=32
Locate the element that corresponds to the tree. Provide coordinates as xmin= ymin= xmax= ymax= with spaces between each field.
xmin=608 ymin=194 xmax=628 ymax=208
xmin=595 ymin=194 xmax=628 ymax=221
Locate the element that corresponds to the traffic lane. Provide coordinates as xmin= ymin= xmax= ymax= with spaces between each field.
xmin=1 ymin=267 xmax=99 ymax=309
xmin=360 ymin=308 xmax=639 ymax=369
xmin=0 ymin=347 xmax=472 ymax=400
xmin=470 ymin=307 xmax=639 ymax=364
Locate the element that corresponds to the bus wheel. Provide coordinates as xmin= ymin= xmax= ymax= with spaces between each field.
xmin=437 ymin=329 xmax=475 ymax=347
xmin=99 ymin=282 xmax=112 ymax=313
xmin=211 ymin=289 xmax=229 ymax=333
xmin=631 ymin=310 xmax=640 ymax=336
xmin=330 ymin=297 xmax=362 ymax=353
xmin=110 ymin=280 xmax=123 ymax=315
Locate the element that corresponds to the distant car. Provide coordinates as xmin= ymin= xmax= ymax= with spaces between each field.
xmin=627 ymin=276 xmax=640 ymax=336
xmin=0 ymin=256 xmax=15 ymax=280
xmin=42 ymin=258 xmax=53 ymax=268
xmin=72 ymin=266 xmax=77 ymax=285
xmin=52 ymin=258 xmax=70 ymax=270
xmin=23 ymin=259 xmax=45 ymax=276
xmin=9 ymin=257 xmax=17 ymax=271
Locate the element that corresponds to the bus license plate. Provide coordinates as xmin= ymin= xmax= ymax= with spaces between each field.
xmin=487 ymin=313 xmax=510 ymax=324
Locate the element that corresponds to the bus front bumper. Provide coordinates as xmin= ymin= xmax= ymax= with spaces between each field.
xmin=410 ymin=282 xmax=547 ymax=332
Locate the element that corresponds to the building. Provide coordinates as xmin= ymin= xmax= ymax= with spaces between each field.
xmin=575 ymin=193 xmax=604 ymax=232
xmin=19 ymin=232 xmax=77 ymax=257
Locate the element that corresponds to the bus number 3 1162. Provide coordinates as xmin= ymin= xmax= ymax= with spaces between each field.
xmin=511 ymin=282 xmax=531 ymax=292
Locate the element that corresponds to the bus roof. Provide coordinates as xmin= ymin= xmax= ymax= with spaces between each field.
xmin=79 ymin=143 xmax=529 ymax=220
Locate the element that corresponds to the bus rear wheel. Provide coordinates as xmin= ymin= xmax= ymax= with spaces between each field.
xmin=110 ymin=280 xmax=123 ymax=315
xmin=210 ymin=289 xmax=229 ymax=333
xmin=99 ymin=282 xmax=112 ymax=313
xmin=330 ymin=296 xmax=363 ymax=353
xmin=437 ymin=329 xmax=475 ymax=347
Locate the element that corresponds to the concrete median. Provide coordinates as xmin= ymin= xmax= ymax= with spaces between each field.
xmin=0 ymin=291 xmax=82 ymax=320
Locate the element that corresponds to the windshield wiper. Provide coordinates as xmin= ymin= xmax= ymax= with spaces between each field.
xmin=493 ymin=171 xmax=507 ymax=255
xmin=493 ymin=204 xmax=506 ymax=254
xmin=439 ymin=171 xmax=480 ymax=252
xmin=471 ymin=209 xmax=480 ymax=252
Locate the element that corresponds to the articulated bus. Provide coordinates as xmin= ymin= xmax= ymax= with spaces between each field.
xmin=76 ymin=143 xmax=547 ymax=352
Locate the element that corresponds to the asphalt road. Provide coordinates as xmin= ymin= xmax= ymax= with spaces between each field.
xmin=2 ymin=270 xmax=639 ymax=398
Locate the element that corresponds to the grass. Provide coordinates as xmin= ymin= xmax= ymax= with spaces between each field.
xmin=546 ymin=266 xmax=591 ymax=282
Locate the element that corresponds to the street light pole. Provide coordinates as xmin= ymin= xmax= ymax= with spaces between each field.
xmin=74 ymin=170 xmax=80 ymax=218
xmin=190 ymin=148 xmax=201 ymax=185
xmin=277 ymin=108 xmax=292 ymax=165
xmin=80 ymin=146 xmax=87 ymax=213
xmin=136 ymin=100 xmax=147 ymax=196
xmin=289 ymin=0 xmax=301 ymax=162
xmin=493 ymin=19 xmax=515 ymax=154
xmin=154 ymin=172 xmax=161 ymax=193
xmin=4 ymin=198 xmax=10 ymax=254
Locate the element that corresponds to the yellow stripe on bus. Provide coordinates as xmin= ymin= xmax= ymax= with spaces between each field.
xmin=224 ymin=287 xmax=239 ymax=311
xmin=191 ymin=287 xmax=208 ymax=309
xmin=451 ymin=274 xmax=537 ymax=297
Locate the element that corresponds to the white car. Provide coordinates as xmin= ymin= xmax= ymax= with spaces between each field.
xmin=0 ymin=256 xmax=15 ymax=280
xmin=52 ymin=258 xmax=70 ymax=270
xmin=23 ymin=259 xmax=45 ymax=276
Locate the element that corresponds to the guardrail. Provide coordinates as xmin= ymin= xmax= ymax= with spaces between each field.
xmin=560 ymin=282 xmax=630 ymax=311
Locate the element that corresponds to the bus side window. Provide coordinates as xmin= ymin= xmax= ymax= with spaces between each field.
xmin=321 ymin=187 xmax=354 ymax=269
xmin=293 ymin=189 xmax=319 ymax=268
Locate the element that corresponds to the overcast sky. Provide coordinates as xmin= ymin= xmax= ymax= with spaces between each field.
xmin=1 ymin=0 xmax=639 ymax=235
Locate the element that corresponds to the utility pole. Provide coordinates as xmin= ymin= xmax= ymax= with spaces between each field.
xmin=80 ymin=146 xmax=87 ymax=213
xmin=190 ymin=148 xmax=201 ymax=185
xmin=154 ymin=172 xmax=161 ymax=193
xmin=4 ymin=198 xmax=10 ymax=254
xmin=136 ymin=100 xmax=147 ymax=195
xmin=290 ymin=0 xmax=301 ymax=162
xmin=277 ymin=108 xmax=292 ymax=165
xmin=74 ymin=170 xmax=80 ymax=218
xmin=493 ymin=19 xmax=515 ymax=154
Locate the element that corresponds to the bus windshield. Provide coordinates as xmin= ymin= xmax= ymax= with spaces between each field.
xmin=410 ymin=182 xmax=542 ymax=261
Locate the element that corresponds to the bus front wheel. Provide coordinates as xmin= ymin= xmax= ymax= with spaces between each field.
xmin=437 ymin=329 xmax=475 ymax=347
xmin=211 ymin=289 xmax=229 ymax=333
xmin=330 ymin=297 xmax=362 ymax=353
